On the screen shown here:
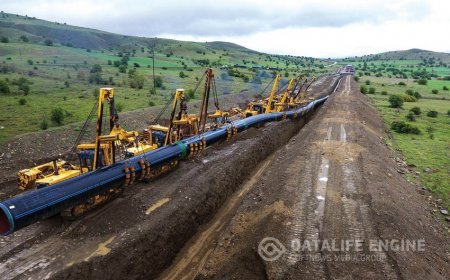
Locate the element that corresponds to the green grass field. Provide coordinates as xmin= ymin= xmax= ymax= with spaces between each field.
xmin=0 ymin=14 xmax=336 ymax=145
xmin=346 ymin=55 xmax=450 ymax=209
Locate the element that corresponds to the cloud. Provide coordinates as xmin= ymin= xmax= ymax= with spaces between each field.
xmin=1 ymin=0 xmax=448 ymax=57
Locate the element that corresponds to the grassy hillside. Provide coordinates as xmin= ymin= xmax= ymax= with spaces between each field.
xmin=339 ymin=53 xmax=450 ymax=209
xmin=0 ymin=12 xmax=335 ymax=144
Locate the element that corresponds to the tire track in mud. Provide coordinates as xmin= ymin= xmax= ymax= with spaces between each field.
xmin=325 ymin=75 xmax=398 ymax=279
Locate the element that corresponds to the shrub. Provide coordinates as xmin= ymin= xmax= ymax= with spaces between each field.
xmin=154 ymin=76 xmax=163 ymax=88
xmin=431 ymin=89 xmax=438 ymax=94
xmin=410 ymin=106 xmax=421 ymax=115
xmin=354 ymin=76 xmax=359 ymax=82
xmin=0 ymin=79 xmax=10 ymax=94
xmin=381 ymin=90 xmax=388 ymax=95
xmin=402 ymin=94 xmax=417 ymax=102
xmin=179 ymin=71 xmax=187 ymax=78
xmin=20 ymin=35 xmax=29 ymax=42
xmin=448 ymin=110 xmax=450 ymax=116
xmin=368 ymin=87 xmax=376 ymax=94
xmin=40 ymin=119 xmax=49 ymax=130
xmin=398 ymin=81 xmax=406 ymax=86
xmin=115 ymin=103 xmax=124 ymax=112
xmin=391 ymin=121 xmax=421 ymax=134
xmin=365 ymin=80 xmax=371 ymax=85
xmin=406 ymin=112 xmax=416 ymax=121
xmin=388 ymin=94 xmax=404 ymax=108
xmin=1 ymin=36 xmax=9 ymax=43
xmin=51 ymin=107 xmax=65 ymax=125
xmin=417 ymin=78 xmax=427 ymax=85
xmin=18 ymin=98 xmax=27 ymax=105
xmin=148 ymin=101 xmax=155 ymax=106
xmin=443 ymin=86 xmax=449 ymax=91
xmin=426 ymin=110 xmax=438 ymax=118
xmin=360 ymin=85 xmax=368 ymax=94
xmin=44 ymin=39 xmax=53 ymax=46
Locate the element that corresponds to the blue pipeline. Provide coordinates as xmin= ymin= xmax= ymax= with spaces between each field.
xmin=0 ymin=96 xmax=329 ymax=236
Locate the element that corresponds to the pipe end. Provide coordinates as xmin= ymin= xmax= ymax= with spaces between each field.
xmin=0 ymin=203 xmax=13 ymax=236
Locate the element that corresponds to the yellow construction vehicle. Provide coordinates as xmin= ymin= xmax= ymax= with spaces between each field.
xmin=18 ymin=88 xmax=156 ymax=190
xmin=242 ymin=74 xmax=281 ymax=117
xmin=274 ymin=77 xmax=298 ymax=112
xmin=292 ymin=76 xmax=316 ymax=106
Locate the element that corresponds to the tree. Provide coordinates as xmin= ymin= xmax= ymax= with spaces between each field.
xmin=179 ymin=71 xmax=187 ymax=78
xmin=426 ymin=110 xmax=438 ymax=118
xmin=0 ymin=79 xmax=10 ymax=94
xmin=360 ymin=85 xmax=368 ymax=94
xmin=89 ymin=64 xmax=103 ymax=84
xmin=431 ymin=89 xmax=438 ymax=94
xmin=129 ymin=73 xmax=145 ymax=89
xmin=44 ymin=39 xmax=53 ymax=46
xmin=1 ymin=36 xmax=9 ymax=43
xmin=388 ymin=94 xmax=404 ymax=108
xmin=410 ymin=106 xmax=421 ymax=115
xmin=20 ymin=35 xmax=29 ymax=42
xmin=368 ymin=87 xmax=376 ymax=94
xmin=154 ymin=76 xmax=163 ymax=88
xmin=417 ymin=78 xmax=427 ymax=85
xmin=19 ymin=98 xmax=27 ymax=105
xmin=51 ymin=107 xmax=65 ymax=125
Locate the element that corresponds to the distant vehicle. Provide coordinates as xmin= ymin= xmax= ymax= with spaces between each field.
xmin=341 ymin=64 xmax=355 ymax=74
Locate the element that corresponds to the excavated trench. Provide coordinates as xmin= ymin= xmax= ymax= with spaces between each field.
xmin=0 ymin=76 xmax=339 ymax=280
xmin=51 ymin=114 xmax=317 ymax=279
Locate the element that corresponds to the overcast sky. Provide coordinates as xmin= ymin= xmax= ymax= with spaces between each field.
xmin=2 ymin=0 xmax=449 ymax=57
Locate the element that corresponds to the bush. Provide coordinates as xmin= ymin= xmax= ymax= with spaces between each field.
xmin=431 ymin=89 xmax=438 ymax=94
xmin=353 ymin=76 xmax=359 ymax=82
xmin=40 ymin=119 xmax=49 ymax=130
xmin=18 ymin=98 xmax=27 ymax=105
xmin=179 ymin=71 xmax=187 ymax=78
xmin=51 ymin=107 xmax=65 ymax=125
xmin=365 ymin=80 xmax=371 ymax=85
xmin=44 ymin=39 xmax=53 ymax=46
xmin=388 ymin=94 xmax=404 ymax=108
xmin=20 ymin=35 xmax=29 ymax=42
xmin=360 ymin=85 xmax=368 ymax=94
xmin=1 ymin=36 xmax=9 ymax=43
xmin=406 ymin=112 xmax=416 ymax=121
xmin=443 ymin=86 xmax=449 ymax=91
xmin=0 ymin=79 xmax=10 ymax=94
xmin=154 ymin=76 xmax=163 ymax=88
xmin=381 ymin=90 xmax=388 ymax=95
xmin=402 ymin=94 xmax=417 ymax=102
xmin=148 ymin=101 xmax=155 ymax=106
xmin=417 ymin=78 xmax=427 ymax=85
xmin=398 ymin=81 xmax=406 ymax=86
xmin=448 ymin=110 xmax=450 ymax=116
xmin=426 ymin=110 xmax=438 ymax=118
xmin=368 ymin=87 xmax=376 ymax=94
xmin=391 ymin=121 xmax=421 ymax=134
xmin=410 ymin=106 xmax=421 ymax=115
xmin=115 ymin=103 xmax=124 ymax=112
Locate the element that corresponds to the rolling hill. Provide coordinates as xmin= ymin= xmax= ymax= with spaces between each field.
xmin=0 ymin=12 xmax=333 ymax=144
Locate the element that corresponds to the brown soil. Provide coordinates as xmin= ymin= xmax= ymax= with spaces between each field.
xmin=3 ymin=75 xmax=446 ymax=280
xmin=0 ymin=76 xmax=336 ymax=279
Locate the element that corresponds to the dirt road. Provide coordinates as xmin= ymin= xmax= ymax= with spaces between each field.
xmin=162 ymin=75 xmax=450 ymax=279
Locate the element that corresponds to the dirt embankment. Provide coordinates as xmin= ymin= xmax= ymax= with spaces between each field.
xmin=163 ymin=75 xmax=449 ymax=280
xmin=0 ymin=76 xmax=338 ymax=279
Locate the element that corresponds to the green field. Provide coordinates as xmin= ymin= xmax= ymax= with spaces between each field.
xmin=343 ymin=53 xmax=450 ymax=209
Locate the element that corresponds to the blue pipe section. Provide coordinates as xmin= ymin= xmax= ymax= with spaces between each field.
xmin=0 ymin=94 xmax=331 ymax=236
